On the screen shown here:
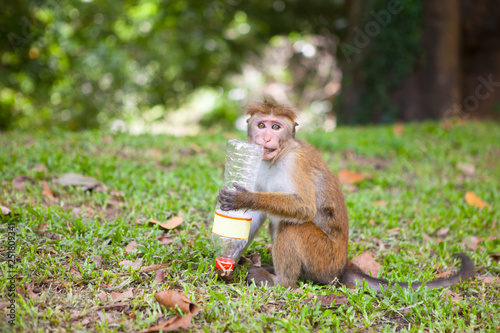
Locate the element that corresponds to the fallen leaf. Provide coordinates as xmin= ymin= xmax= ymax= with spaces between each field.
xmin=36 ymin=223 xmax=48 ymax=232
xmin=54 ymin=173 xmax=107 ymax=192
xmin=190 ymin=143 xmax=203 ymax=153
xmin=149 ymin=217 xmax=183 ymax=230
xmin=25 ymin=284 xmax=38 ymax=300
xmin=156 ymin=235 xmax=174 ymax=245
xmin=129 ymin=312 xmax=137 ymax=320
xmin=154 ymin=290 xmax=199 ymax=315
xmin=368 ymin=219 xmax=375 ymax=226
xmin=142 ymin=290 xmax=200 ymax=332
xmin=164 ymin=216 xmax=184 ymax=229
xmin=435 ymin=270 xmax=452 ymax=278
xmin=305 ymin=293 xmax=349 ymax=307
xmin=97 ymin=290 xmax=108 ymax=302
xmin=393 ymin=123 xmax=404 ymax=136
xmin=91 ymin=256 xmax=103 ymax=268
xmin=435 ymin=227 xmax=450 ymax=237
xmin=119 ymin=258 xmax=143 ymax=271
xmin=155 ymin=270 xmax=166 ymax=283
xmin=97 ymin=312 xmax=117 ymax=323
xmin=142 ymin=313 xmax=194 ymax=332
xmin=338 ymin=170 xmax=373 ymax=185
xmin=372 ymin=200 xmax=388 ymax=206
xmin=465 ymin=191 xmax=488 ymax=209
xmin=445 ymin=290 xmax=461 ymax=303
xmin=462 ymin=236 xmax=483 ymax=251
xmin=41 ymin=181 xmax=56 ymax=200
xmin=125 ymin=241 xmax=143 ymax=255
xmin=1 ymin=206 xmax=11 ymax=215
xmin=110 ymin=289 xmax=133 ymax=302
xmin=102 ymin=135 xmax=113 ymax=144
xmin=351 ymin=253 xmax=382 ymax=276
xmin=476 ymin=276 xmax=497 ymax=283
xmin=12 ymin=176 xmax=34 ymax=189
xmin=139 ymin=263 xmax=170 ymax=273
xmin=457 ymin=163 xmax=475 ymax=176
xmin=32 ymin=163 xmax=48 ymax=173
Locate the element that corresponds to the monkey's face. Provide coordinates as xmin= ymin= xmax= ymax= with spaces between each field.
xmin=248 ymin=115 xmax=293 ymax=161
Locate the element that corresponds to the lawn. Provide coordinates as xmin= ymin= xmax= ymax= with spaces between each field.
xmin=1 ymin=120 xmax=499 ymax=332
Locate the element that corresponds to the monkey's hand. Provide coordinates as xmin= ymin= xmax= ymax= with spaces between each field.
xmin=247 ymin=265 xmax=275 ymax=287
xmin=218 ymin=182 xmax=253 ymax=211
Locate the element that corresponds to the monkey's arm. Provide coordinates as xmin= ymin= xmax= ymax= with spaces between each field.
xmin=219 ymin=183 xmax=316 ymax=222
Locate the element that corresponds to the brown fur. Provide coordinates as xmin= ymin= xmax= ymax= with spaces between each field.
xmin=218 ymin=101 xmax=475 ymax=291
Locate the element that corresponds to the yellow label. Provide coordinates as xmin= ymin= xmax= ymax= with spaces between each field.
xmin=212 ymin=212 xmax=251 ymax=239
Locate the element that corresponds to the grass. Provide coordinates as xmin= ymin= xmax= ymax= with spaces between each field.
xmin=1 ymin=120 xmax=499 ymax=332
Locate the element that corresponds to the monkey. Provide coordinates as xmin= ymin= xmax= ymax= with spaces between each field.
xmin=218 ymin=99 xmax=475 ymax=291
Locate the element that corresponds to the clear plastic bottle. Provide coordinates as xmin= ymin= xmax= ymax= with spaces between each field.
xmin=212 ymin=139 xmax=263 ymax=275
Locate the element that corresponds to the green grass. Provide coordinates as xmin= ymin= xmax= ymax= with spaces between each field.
xmin=1 ymin=120 xmax=499 ymax=332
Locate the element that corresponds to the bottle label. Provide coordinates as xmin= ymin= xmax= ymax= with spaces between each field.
xmin=212 ymin=211 xmax=251 ymax=239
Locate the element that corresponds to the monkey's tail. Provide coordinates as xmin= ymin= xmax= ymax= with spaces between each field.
xmin=339 ymin=253 xmax=475 ymax=292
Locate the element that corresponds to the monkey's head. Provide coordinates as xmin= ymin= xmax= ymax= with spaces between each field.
xmin=246 ymin=99 xmax=299 ymax=161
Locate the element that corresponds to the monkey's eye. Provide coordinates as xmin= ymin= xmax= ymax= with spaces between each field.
xmin=257 ymin=123 xmax=265 ymax=129
xmin=272 ymin=124 xmax=281 ymax=130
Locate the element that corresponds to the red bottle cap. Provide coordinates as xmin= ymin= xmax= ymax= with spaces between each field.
xmin=215 ymin=256 xmax=235 ymax=272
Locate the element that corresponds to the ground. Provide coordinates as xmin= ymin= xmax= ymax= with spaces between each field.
xmin=0 ymin=120 xmax=499 ymax=332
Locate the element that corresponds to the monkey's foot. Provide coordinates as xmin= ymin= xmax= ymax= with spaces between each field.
xmin=246 ymin=266 xmax=275 ymax=287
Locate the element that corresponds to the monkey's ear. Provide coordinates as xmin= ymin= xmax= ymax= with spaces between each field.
xmin=294 ymin=122 xmax=299 ymax=127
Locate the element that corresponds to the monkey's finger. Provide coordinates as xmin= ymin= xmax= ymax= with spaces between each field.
xmin=233 ymin=182 xmax=248 ymax=192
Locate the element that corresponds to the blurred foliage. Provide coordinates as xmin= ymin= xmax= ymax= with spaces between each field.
xmin=0 ymin=0 xmax=348 ymax=131
xmin=339 ymin=0 xmax=423 ymax=124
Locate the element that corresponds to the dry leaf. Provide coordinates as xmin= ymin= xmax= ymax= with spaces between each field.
xmin=36 ymin=223 xmax=48 ymax=232
xmin=119 ymin=258 xmax=143 ymax=271
xmin=149 ymin=217 xmax=184 ymax=230
xmin=465 ymin=191 xmax=488 ymax=209
xmin=97 ymin=312 xmax=117 ymax=323
xmin=435 ymin=270 xmax=452 ymax=278
xmin=125 ymin=241 xmax=143 ymax=255
xmin=156 ymin=235 xmax=174 ymax=245
xmin=1 ymin=206 xmax=11 ymax=215
xmin=142 ymin=313 xmax=194 ymax=332
xmin=305 ymin=294 xmax=349 ymax=307
xmin=54 ymin=173 xmax=107 ymax=192
xmin=155 ymin=270 xmax=166 ymax=283
xmin=476 ymin=276 xmax=497 ymax=283
xmin=110 ymin=289 xmax=133 ymax=302
xmin=445 ymin=290 xmax=461 ymax=303
xmin=143 ymin=290 xmax=200 ymax=332
xmin=393 ymin=123 xmax=404 ymax=136
xmin=368 ymin=219 xmax=375 ymax=226
xmin=462 ymin=236 xmax=483 ymax=251
xmin=457 ymin=163 xmax=476 ymax=176
xmin=97 ymin=290 xmax=108 ymax=302
xmin=435 ymin=227 xmax=450 ymax=237
xmin=32 ymin=163 xmax=48 ymax=173
xmin=41 ymin=181 xmax=55 ymax=200
xmin=372 ymin=200 xmax=388 ymax=206
xmin=351 ymin=253 xmax=382 ymax=276
xmin=154 ymin=290 xmax=198 ymax=315
xmin=139 ymin=263 xmax=170 ymax=273
xmin=164 ymin=216 xmax=184 ymax=229
xmin=12 ymin=176 xmax=34 ymax=189
xmin=338 ymin=169 xmax=373 ymax=185
xmin=91 ymin=256 xmax=103 ymax=268
xmin=190 ymin=143 xmax=203 ymax=153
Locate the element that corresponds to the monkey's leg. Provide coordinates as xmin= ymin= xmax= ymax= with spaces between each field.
xmin=271 ymin=222 xmax=304 ymax=288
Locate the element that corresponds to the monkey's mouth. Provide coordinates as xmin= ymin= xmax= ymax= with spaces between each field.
xmin=264 ymin=148 xmax=277 ymax=155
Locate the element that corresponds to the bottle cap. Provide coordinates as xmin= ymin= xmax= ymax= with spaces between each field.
xmin=215 ymin=256 xmax=235 ymax=272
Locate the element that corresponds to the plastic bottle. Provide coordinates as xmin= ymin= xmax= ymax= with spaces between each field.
xmin=212 ymin=139 xmax=263 ymax=275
